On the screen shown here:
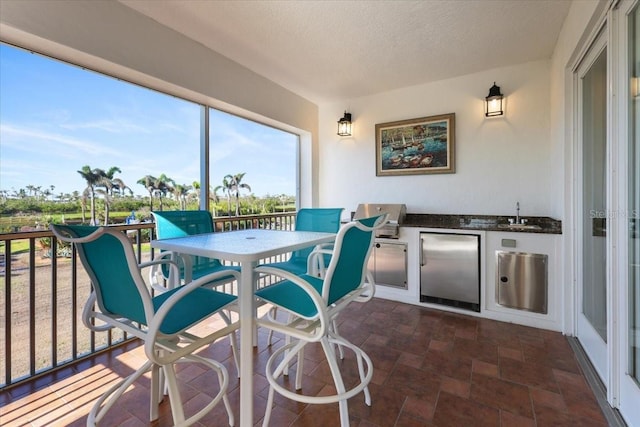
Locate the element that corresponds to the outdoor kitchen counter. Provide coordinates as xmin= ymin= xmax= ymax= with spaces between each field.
xmin=402 ymin=213 xmax=562 ymax=234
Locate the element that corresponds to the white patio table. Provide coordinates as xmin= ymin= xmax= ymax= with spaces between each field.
xmin=150 ymin=228 xmax=336 ymax=427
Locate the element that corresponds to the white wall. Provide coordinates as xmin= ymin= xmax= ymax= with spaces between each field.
xmin=318 ymin=60 xmax=554 ymax=218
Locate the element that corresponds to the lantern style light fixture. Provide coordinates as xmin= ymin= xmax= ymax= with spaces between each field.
xmin=337 ymin=111 xmax=352 ymax=136
xmin=485 ymin=82 xmax=504 ymax=117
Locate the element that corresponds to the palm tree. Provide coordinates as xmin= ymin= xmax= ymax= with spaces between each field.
xmin=153 ymin=174 xmax=175 ymax=211
xmin=90 ymin=167 xmax=114 ymax=223
xmin=137 ymin=175 xmax=157 ymax=211
xmin=192 ymin=181 xmax=201 ymax=207
xmin=136 ymin=174 xmax=175 ymax=211
xmin=173 ymin=184 xmax=192 ymax=210
xmin=104 ymin=167 xmax=121 ymax=184
xmin=226 ymin=173 xmax=252 ymax=217
xmin=209 ymin=185 xmax=221 ymax=217
xmin=113 ymin=178 xmax=132 ymax=196
xmin=99 ymin=179 xmax=114 ymax=224
xmin=77 ymin=165 xmax=108 ymax=225
xmin=104 ymin=166 xmax=132 ymax=197
xmin=80 ymin=188 xmax=90 ymax=223
xmin=214 ymin=177 xmax=233 ymax=216
xmin=96 ymin=188 xmax=113 ymax=225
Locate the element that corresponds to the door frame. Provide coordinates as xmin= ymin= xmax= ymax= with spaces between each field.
xmin=572 ymin=23 xmax=611 ymax=387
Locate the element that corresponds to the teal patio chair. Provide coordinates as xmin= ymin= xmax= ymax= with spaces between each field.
xmin=262 ymin=208 xmax=343 ymax=276
xmin=254 ymin=215 xmax=386 ymax=427
xmin=50 ymin=224 xmax=239 ymax=427
xmin=260 ymin=208 xmax=343 ymax=344
xmin=151 ymin=210 xmax=240 ymax=294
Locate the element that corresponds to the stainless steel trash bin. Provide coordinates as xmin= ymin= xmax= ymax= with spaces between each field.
xmin=496 ymin=251 xmax=548 ymax=314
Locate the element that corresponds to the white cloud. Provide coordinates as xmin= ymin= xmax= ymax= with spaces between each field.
xmin=59 ymin=119 xmax=149 ymax=134
xmin=0 ymin=123 xmax=121 ymax=157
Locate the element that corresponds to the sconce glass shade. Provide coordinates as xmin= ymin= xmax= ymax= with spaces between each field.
xmin=337 ymin=111 xmax=352 ymax=136
xmin=485 ymin=82 xmax=504 ymax=117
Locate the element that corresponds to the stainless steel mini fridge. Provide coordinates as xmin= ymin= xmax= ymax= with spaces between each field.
xmin=420 ymin=232 xmax=481 ymax=312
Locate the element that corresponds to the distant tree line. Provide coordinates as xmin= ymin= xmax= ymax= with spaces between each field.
xmin=0 ymin=166 xmax=295 ymax=227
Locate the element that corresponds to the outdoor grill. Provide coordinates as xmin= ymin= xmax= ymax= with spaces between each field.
xmin=353 ymin=203 xmax=407 ymax=238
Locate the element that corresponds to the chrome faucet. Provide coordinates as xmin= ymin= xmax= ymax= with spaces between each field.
xmin=507 ymin=202 xmax=522 ymax=225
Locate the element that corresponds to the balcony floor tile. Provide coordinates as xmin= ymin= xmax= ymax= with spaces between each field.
xmin=0 ymin=298 xmax=608 ymax=427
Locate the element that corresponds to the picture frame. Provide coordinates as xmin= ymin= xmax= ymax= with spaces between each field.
xmin=375 ymin=113 xmax=455 ymax=176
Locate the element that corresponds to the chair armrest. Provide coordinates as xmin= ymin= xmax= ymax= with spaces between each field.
xmin=314 ymin=242 xmax=335 ymax=250
xmin=146 ymin=251 xmax=182 ymax=274
xmin=139 ymin=257 xmax=178 ymax=270
xmin=353 ymin=271 xmax=376 ymax=302
xmin=308 ymin=248 xmax=333 ymax=257
xmin=141 ymin=256 xmax=180 ymax=293
xmin=307 ymin=246 xmax=334 ymax=277
xmin=81 ymin=292 xmax=115 ymax=332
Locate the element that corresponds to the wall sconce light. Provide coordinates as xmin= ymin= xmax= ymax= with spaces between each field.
xmin=485 ymin=82 xmax=504 ymax=117
xmin=337 ymin=111 xmax=352 ymax=136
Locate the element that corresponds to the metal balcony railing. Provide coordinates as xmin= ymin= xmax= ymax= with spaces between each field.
xmin=0 ymin=211 xmax=296 ymax=390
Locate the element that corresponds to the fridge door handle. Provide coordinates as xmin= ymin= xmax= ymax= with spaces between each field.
xmin=420 ymin=238 xmax=425 ymax=266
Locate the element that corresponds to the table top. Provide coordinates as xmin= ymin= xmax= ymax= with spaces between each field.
xmin=150 ymin=228 xmax=335 ymax=263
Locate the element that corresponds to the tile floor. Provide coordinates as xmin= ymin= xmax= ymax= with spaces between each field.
xmin=1 ymin=298 xmax=609 ymax=426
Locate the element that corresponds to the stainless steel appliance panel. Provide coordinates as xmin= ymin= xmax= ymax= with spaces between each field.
xmin=420 ymin=233 xmax=480 ymax=311
xmin=368 ymin=241 xmax=407 ymax=289
xmin=496 ymin=251 xmax=548 ymax=314
xmin=353 ymin=203 xmax=406 ymax=238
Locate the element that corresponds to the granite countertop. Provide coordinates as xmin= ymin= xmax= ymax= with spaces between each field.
xmin=402 ymin=213 xmax=562 ymax=234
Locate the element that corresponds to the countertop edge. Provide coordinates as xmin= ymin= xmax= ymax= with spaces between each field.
xmin=402 ymin=213 xmax=562 ymax=235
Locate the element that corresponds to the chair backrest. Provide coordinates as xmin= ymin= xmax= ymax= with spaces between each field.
xmin=152 ymin=210 xmax=215 ymax=237
xmin=291 ymin=208 xmax=343 ymax=264
xmin=152 ymin=210 xmax=223 ymax=274
xmin=322 ymin=215 xmax=386 ymax=305
xmin=50 ymin=224 xmax=151 ymax=325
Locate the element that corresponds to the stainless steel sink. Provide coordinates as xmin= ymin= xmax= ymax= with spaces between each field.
xmin=460 ymin=218 xmax=498 ymax=228
xmin=498 ymin=224 xmax=542 ymax=231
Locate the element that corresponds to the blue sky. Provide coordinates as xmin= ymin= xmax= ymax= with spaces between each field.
xmin=0 ymin=44 xmax=296 ymax=199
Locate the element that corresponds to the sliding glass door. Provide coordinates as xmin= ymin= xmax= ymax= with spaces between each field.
xmin=576 ymin=29 xmax=609 ymax=382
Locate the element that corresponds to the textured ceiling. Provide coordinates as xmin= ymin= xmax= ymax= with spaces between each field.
xmin=119 ymin=0 xmax=572 ymax=104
